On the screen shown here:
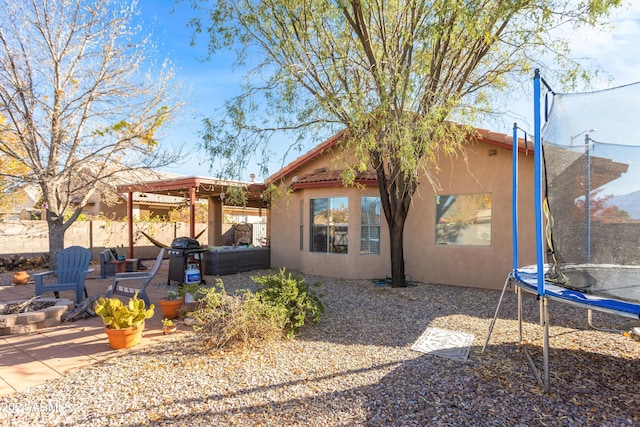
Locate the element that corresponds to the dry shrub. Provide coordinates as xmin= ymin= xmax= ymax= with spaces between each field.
xmin=191 ymin=281 xmax=287 ymax=352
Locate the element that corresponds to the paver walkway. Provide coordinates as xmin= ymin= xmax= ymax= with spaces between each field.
xmin=0 ymin=261 xmax=189 ymax=397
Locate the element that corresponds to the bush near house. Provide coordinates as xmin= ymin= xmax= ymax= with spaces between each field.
xmin=190 ymin=270 xmax=324 ymax=351
xmin=252 ymin=268 xmax=324 ymax=338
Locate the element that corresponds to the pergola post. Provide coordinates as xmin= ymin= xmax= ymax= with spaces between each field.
xmin=127 ymin=191 xmax=134 ymax=258
xmin=208 ymin=196 xmax=223 ymax=246
xmin=189 ymin=185 xmax=196 ymax=238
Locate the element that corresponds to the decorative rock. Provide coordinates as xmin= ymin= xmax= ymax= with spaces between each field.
xmin=11 ymin=271 xmax=30 ymax=285
xmin=0 ymin=255 xmax=45 ymax=273
xmin=0 ymin=315 xmax=16 ymax=328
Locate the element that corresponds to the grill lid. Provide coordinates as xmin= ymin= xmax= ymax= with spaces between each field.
xmin=171 ymin=237 xmax=201 ymax=249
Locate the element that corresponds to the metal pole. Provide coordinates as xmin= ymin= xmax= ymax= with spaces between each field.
xmin=518 ymin=287 xmax=523 ymax=343
xmin=543 ymin=297 xmax=550 ymax=393
xmin=512 ymin=123 xmax=519 ymax=271
xmin=533 ymin=70 xmax=545 ymax=296
xmin=585 ymin=134 xmax=591 ymax=263
xmin=482 ymin=276 xmax=512 ymax=354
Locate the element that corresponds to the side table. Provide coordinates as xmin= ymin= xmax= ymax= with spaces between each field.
xmin=111 ymin=259 xmax=138 ymax=273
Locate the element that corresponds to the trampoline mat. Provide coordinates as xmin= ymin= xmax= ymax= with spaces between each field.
xmin=548 ymin=264 xmax=640 ymax=304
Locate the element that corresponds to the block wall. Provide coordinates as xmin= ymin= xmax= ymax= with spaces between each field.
xmin=0 ymin=220 xmax=209 ymax=259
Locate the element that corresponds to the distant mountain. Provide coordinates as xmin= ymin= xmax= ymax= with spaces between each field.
xmin=607 ymin=190 xmax=640 ymax=219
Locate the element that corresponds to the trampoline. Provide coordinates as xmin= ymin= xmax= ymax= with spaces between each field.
xmin=484 ymin=70 xmax=640 ymax=392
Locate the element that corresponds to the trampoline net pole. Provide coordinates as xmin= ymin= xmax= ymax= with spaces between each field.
xmin=543 ymin=297 xmax=550 ymax=393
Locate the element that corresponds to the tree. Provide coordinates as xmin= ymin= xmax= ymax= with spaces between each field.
xmin=0 ymin=0 xmax=182 ymax=264
xmin=0 ymin=114 xmax=31 ymax=214
xmin=191 ymin=0 xmax=620 ymax=286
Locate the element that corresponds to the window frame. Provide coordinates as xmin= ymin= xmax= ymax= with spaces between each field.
xmin=309 ymin=197 xmax=349 ymax=254
xmin=435 ymin=193 xmax=493 ymax=247
xmin=360 ymin=196 xmax=381 ymax=255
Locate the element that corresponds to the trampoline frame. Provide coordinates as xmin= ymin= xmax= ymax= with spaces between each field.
xmin=483 ymin=69 xmax=640 ymax=393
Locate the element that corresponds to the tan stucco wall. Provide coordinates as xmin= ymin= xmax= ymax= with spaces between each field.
xmin=269 ymin=141 xmax=536 ymax=290
xmin=402 ymin=142 xmax=536 ymax=289
xmin=270 ymin=185 xmax=391 ymax=279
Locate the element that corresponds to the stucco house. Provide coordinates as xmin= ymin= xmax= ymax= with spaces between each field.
xmin=266 ymin=128 xmax=536 ymax=291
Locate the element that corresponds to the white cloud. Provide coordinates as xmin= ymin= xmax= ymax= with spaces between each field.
xmin=568 ymin=2 xmax=640 ymax=87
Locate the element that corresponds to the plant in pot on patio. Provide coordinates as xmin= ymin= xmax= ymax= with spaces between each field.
xmin=180 ymin=283 xmax=206 ymax=304
xmin=159 ymin=290 xmax=183 ymax=320
xmin=162 ymin=318 xmax=177 ymax=335
xmin=115 ymin=244 xmax=126 ymax=261
xmin=94 ymin=292 xmax=155 ymax=349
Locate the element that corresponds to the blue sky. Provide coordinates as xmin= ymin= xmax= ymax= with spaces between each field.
xmin=137 ymin=0 xmax=640 ymax=181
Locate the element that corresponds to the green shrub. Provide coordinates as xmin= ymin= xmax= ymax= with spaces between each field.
xmin=252 ymin=268 xmax=324 ymax=338
xmin=195 ymin=279 xmax=225 ymax=308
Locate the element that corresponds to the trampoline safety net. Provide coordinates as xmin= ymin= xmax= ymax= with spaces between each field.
xmin=542 ymin=82 xmax=640 ymax=304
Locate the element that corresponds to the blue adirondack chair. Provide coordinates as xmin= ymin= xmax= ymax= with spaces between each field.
xmin=33 ymin=246 xmax=93 ymax=304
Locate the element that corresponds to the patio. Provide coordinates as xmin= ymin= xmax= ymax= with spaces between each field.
xmin=0 ymin=260 xmax=185 ymax=397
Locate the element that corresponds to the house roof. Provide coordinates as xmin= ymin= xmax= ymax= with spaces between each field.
xmin=267 ymin=126 xmax=529 ymax=186
xmin=129 ymin=192 xmax=192 ymax=207
xmin=267 ymin=129 xmax=347 ymax=184
xmin=114 ymin=125 xmax=526 ymax=201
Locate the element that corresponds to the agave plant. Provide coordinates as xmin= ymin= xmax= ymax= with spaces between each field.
xmin=94 ymin=292 xmax=154 ymax=329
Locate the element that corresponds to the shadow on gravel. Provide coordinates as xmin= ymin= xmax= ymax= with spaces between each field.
xmin=99 ymin=340 xmax=638 ymax=426
xmin=100 ymin=278 xmax=638 ymax=426
xmin=291 ymin=278 xmax=631 ymax=348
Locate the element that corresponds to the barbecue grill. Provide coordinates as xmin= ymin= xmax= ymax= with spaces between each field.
xmin=167 ymin=237 xmax=206 ymax=286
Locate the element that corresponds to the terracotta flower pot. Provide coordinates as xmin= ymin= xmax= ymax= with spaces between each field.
xmin=12 ymin=271 xmax=30 ymax=285
xmin=105 ymin=322 xmax=144 ymax=349
xmin=159 ymin=298 xmax=184 ymax=320
xmin=162 ymin=325 xmax=177 ymax=335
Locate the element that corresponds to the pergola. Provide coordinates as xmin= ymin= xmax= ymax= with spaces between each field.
xmin=117 ymin=176 xmax=268 ymax=257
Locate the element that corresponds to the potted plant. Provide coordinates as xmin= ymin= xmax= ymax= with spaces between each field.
xmin=159 ymin=290 xmax=184 ymax=320
xmin=94 ymin=292 xmax=155 ymax=349
xmin=180 ymin=283 xmax=205 ymax=304
xmin=162 ymin=318 xmax=177 ymax=335
xmin=116 ymin=244 xmax=126 ymax=261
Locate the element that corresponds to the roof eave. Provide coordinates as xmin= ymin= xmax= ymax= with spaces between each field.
xmin=291 ymin=178 xmax=377 ymax=190
xmin=266 ymin=130 xmax=347 ymax=184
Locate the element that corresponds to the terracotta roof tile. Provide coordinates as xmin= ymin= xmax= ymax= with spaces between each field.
xmin=296 ymin=169 xmax=377 ymax=184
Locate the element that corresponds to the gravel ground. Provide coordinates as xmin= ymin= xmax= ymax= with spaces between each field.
xmin=0 ymin=270 xmax=638 ymax=426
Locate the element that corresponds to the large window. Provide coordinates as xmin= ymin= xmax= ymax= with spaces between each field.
xmin=360 ymin=197 xmax=381 ymax=254
xmin=435 ymin=193 xmax=492 ymax=246
xmin=310 ymin=197 xmax=348 ymax=253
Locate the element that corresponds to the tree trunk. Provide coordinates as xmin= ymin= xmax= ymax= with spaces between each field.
xmin=374 ymin=158 xmax=413 ymax=287
xmin=47 ymin=213 xmax=66 ymax=271
xmin=388 ymin=216 xmax=407 ymax=287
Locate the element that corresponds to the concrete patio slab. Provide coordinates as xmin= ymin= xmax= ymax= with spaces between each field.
xmin=0 ymin=260 xmax=193 ymax=397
